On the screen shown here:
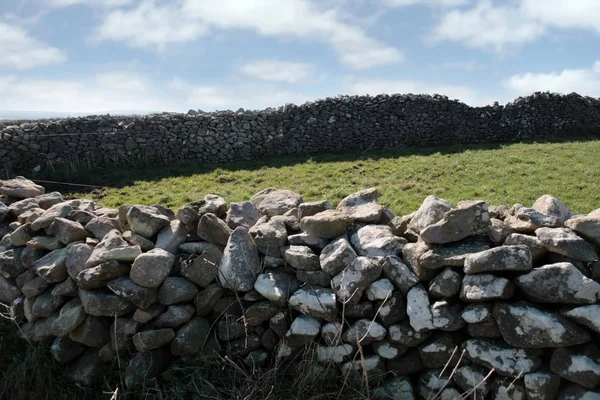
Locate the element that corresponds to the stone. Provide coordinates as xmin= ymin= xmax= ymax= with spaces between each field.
xmin=281 ymin=245 xmax=319 ymax=270
xmin=85 ymin=230 xmax=139 ymax=268
xmin=171 ymin=317 xmax=212 ymax=356
xmin=0 ymin=249 xmax=24 ymax=278
xmin=285 ymin=315 xmax=320 ymax=346
xmin=126 ymin=205 xmax=170 ymax=238
xmin=419 ymin=236 xmax=491 ymax=269
xmin=337 ymin=188 xmax=383 ymax=223
xmin=52 ymin=277 xmax=77 ymax=297
xmin=9 ymin=198 xmax=40 ymax=217
xmin=157 ymin=277 xmax=199 ymax=305
xmin=245 ymin=301 xmax=279 ymax=326
xmin=402 ymin=241 xmax=438 ymax=281
xmin=68 ymin=209 xmax=96 ymax=225
xmin=386 ymin=349 xmax=425 ymax=376
xmin=249 ymin=216 xmax=288 ymax=256
xmin=299 ymin=210 xmax=353 ymax=239
xmin=416 ymin=369 xmax=453 ymax=399
xmin=180 ymin=246 xmax=222 ymax=288
xmin=10 ymin=296 xmax=25 ymax=323
xmin=420 ymin=200 xmax=491 ymax=244
xmin=9 ymin=223 xmax=31 ymax=246
xmin=218 ymin=227 xmax=261 ymax=291
xmin=26 ymin=236 xmax=62 ymax=251
xmin=32 ymin=248 xmax=68 ymax=282
xmin=133 ymin=303 xmax=165 ymax=324
xmin=550 ymin=344 xmax=600 ymax=390
xmin=0 ymin=176 xmax=44 ymax=199
xmin=341 ymin=355 xmax=386 ymax=380
xmin=288 ymin=232 xmax=329 ymax=250
xmin=533 ymin=194 xmax=572 ymax=223
xmin=331 ymin=256 xmax=383 ymax=305
xmin=561 ymin=304 xmax=600 ymax=334
xmin=493 ymin=302 xmax=591 ymax=348
xmin=382 ymin=255 xmax=419 ymax=294
xmin=453 ymin=365 xmax=492 ymax=399
xmin=123 ymin=230 xmax=154 ymax=251
xmin=82 ymin=216 xmax=118 ymax=240
xmin=50 ymin=337 xmax=86 ymax=365
xmin=461 ymin=274 xmax=514 ymax=302
xmin=428 ymin=268 xmax=462 ymax=298
xmin=225 ymin=333 xmax=261 ymax=358
xmin=76 ymin=260 xmax=130 ymax=290
xmin=125 ymin=348 xmax=171 ymax=388
xmin=504 ymin=233 xmax=547 ymax=261
xmin=468 ymin=319 xmax=503 ymax=338
xmin=558 ymin=384 xmax=600 ymax=400
xmin=372 ymin=376 xmax=415 ymax=400
xmin=69 ymin=315 xmax=110 ymax=348
xmin=226 ymin=201 xmax=261 ymax=229
xmin=377 ymin=291 xmax=407 ymax=326
xmin=21 ymin=276 xmax=50 ymax=298
xmin=79 ymin=289 xmax=136 ymax=316
xmin=0 ymin=201 xmax=7 ymax=222
xmin=523 ymin=370 xmax=561 ymax=400
xmin=565 ymin=216 xmax=600 ymax=247
xmin=48 ymin=218 xmax=89 ymax=245
xmin=289 ymin=287 xmax=338 ymax=321
xmin=21 ymin=246 xmax=46 ymax=269
xmin=373 ymin=340 xmax=406 ymax=360
xmin=31 ymin=289 xmax=64 ymax=318
xmin=154 ymin=220 xmax=187 ymax=254
xmin=151 ymin=304 xmax=195 ymax=329
xmin=107 ymin=276 xmax=158 ymax=310
xmin=194 ymin=284 xmax=224 ymax=317
xmin=491 ymin=376 xmax=527 ymax=400
xmin=296 ymin=269 xmax=331 ymax=286
xmin=250 ymin=188 xmax=303 ymax=217
xmin=197 ymin=213 xmax=232 ymax=248
xmin=133 ymin=329 xmax=175 ymax=351
xmin=316 ymin=344 xmax=354 ymax=363
xmin=298 ymin=200 xmax=333 ymax=220
xmin=66 ymin=243 xmax=93 ymax=279
xmin=65 ymin=350 xmax=103 ymax=387
xmin=349 ymin=224 xmax=406 ymax=257
xmin=110 ymin=317 xmax=139 ymax=351
xmin=51 ymin=298 xmax=86 ymax=337
xmin=218 ymin=316 xmax=246 ymax=341
xmin=366 ymin=278 xmax=394 ymax=301
xmin=319 ymin=236 xmax=357 ymax=276
xmin=321 ymin=321 xmax=343 ymax=346
xmin=31 ymin=202 xmax=73 ymax=231
xmin=462 ymin=339 xmax=542 ymax=377
xmin=488 ymin=218 xmax=514 ymax=245
xmin=345 ymin=301 xmax=374 ymax=319
xmin=408 ymin=195 xmax=452 ymax=234
xmin=461 ymin=303 xmax=492 ymax=323
xmin=536 ymin=227 xmax=598 ymax=262
xmin=406 ymin=285 xmax=434 ymax=332
xmin=464 ymin=245 xmax=532 ymax=274
xmin=431 ymin=300 xmax=465 ymax=331
xmin=418 ymin=333 xmax=463 ymax=368
xmin=16 ymin=269 xmax=35 ymax=290
xmin=342 ymin=319 xmax=387 ymax=345
xmin=505 ymin=205 xmax=562 ymax=233
xmin=515 ymin=262 xmax=600 ymax=304
xmin=269 ymin=311 xmax=291 ymax=338
xmin=130 ymin=248 xmax=175 ymax=288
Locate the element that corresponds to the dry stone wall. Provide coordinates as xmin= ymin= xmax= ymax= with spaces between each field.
xmin=2 ymin=92 xmax=600 ymax=174
xmin=1 ymin=176 xmax=600 ymax=399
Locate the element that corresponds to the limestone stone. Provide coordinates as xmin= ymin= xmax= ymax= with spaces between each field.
xmin=76 ymin=260 xmax=130 ymax=289
xmin=155 ymin=220 xmax=187 ymax=254
xmin=130 ymin=248 xmax=175 ymax=288
xmin=536 ymin=227 xmax=598 ymax=262
xmin=331 ymin=256 xmax=383 ymax=305
xmin=107 ymin=276 xmax=158 ymax=310
xmin=409 ymin=195 xmax=452 ymax=234
xmin=218 ymin=226 xmax=261 ymax=291
xmin=382 ymin=255 xmax=419 ymax=295
xmin=225 ymin=201 xmax=261 ymax=230
xmin=299 ymin=210 xmax=353 ymax=239
xmin=79 ymin=289 xmax=136 ymax=316
xmin=565 ymin=216 xmax=600 ymax=247
xmin=197 ymin=213 xmax=232 ymax=247
xmin=249 ymin=216 xmax=288 ymax=256
xmin=550 ymin=344 xmax=600 ymax=390
xmin=319 ymin=236 xmax=357 ymax=276
xmin=157 ymin=277 xmax=199 ymax=305
xmin=420 ymin=200 xmax=491 ymax=244
xmin=406 ymin=285 xmax=434 ymax=332
xmin=464 ymin=245 xmax=532 ymax=274
xmin=533 ymin=194 xmax=572 ymax=223
xmin=0 ymin=176 xmax=44 ymax=199
xmin=133 ymin=329 xmax=175 ymax=351
xmin=460 ymin=274 xmax=514 ymax=302
xmin=126 ymin=205 xmax=170 ymax=238
xmin=289 ymin=287 xmax=338 ymax=321
xmin=462 ymin=339 xmax=542 ymax=377
xmin=250 ymin=188 xmax=303 ymax=217
xmin=281 ymin=245 xmax=319 ymax=270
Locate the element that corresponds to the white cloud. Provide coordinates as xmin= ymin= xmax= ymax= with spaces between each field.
xmin=383 ymin=0 xmax=469 ymax=7
xmin=347 ymin=78 xmax=493 ymax=106
xmin=0 ymin=21 xmax=66 ymax=69
xmin=96 ymin=0 xmax=403 ymax=69
xmin=45 ymin=0 xmax=133 ymax=7
xmin=241 ymin=60 xmax=315 ymax=83
xmin=431 ymin=0 xmax=600 ymax=51
xmin=504 ymin=61 xmax=600 ymax=98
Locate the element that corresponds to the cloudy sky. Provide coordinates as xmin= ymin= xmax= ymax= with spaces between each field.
xmin=1 ymin=0 xmax=600 ymax=114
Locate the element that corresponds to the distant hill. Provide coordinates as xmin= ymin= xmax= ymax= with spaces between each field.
xmin=0 ymin=109 xmax=158 ymax=120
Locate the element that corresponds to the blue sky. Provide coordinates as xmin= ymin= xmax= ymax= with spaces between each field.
xmin=1 ymin=0 xmax=600 ymax=114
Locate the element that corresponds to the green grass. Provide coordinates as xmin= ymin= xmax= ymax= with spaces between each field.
xmin=42 ymin=137 xmax=600 ymax=215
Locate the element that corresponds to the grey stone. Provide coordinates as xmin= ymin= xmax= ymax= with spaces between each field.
xmin=464 ymin=245 xmax=532 ymax=274
xmin=331 ymin=256 xmax=383 ymax=305
xmin=550 ymin=344 xmax=600 ymax=390
xmin=194 ymin=284 xmax=224 ymax=317
xmin=0 ymin=249 xmax=24 ymax=278
xmin=505 ymin=205 xmax=562 ymax=233
xmin=460 ymin=274 xmax=514 ymax=302
xmin=83 ymin=216 xmax=119 ymax=240
xmin=406 ymin=285 xmax=434 ymax=332
xmin=197 ymin=213 xmax=232 ymax=248
xmin=386 ymin=349 xmax=425 ymax=376
xmin=431 ymin=300 xmax=465 ymax=331
xmin=420 ymin=200 xmax=491 ymax=244
xmin=109 ymin=317 xmax=139 ymax=351
xmin=337 ymin=188 xmax=383 ymax=223
xmin=298 ymin=200 xmax=333 ymax=220
xmin=133 ymin=303 xmax=165 ymax=324
xmin=218 ymin=226 xmax=261 ymax=291
xmin=31 ymin=289 xmax=64 ymax=318
xmin=377 ymin=291 xmax=407 ymax=327
xmin=50 ymin=337 xmax=86 ymax=365
xmin=418 ymin=333 xmax=463 ymax=368
xmin=409 ymin=195 xmax=452 ymax=234
xmin=225 ymin=201 xmax=261 ymax=230
xmin=107 ymin=276 xmax=158 ymax=310
xmin=130 ymin=248 xmax=175 ymax=288
xmin=9 ymin=223 xmax=31 ymax=246
xmin=250 ymin=188 xmax=303 ymax=217
xmin=504 ymin=233 xmax=547 ymax=261
xmin=462 ymin=339 xmax=542 ymax=377
xmin=125 ymin=348 xmax=171 ymax=388
xmin=79 ymin=289 xmax=136 ymax=316
xmin=536 ymin=227 xmax=598 ymax=262
xmin=343 ymin=319 xmax=387 ymax=345
xmin=382 ymin=255 xmax=419 ymax=294
xmin=402 ymin=241 xmax=438 ymax=281
xmin=366 ymin=278 xmax=394 ymax=301
xmin=249 ymin=216 xmax=288 ymax=256
xmin=461 ymin=303 xmax=492 ymax=323
xmin=157 ymin=277 xmax=198 ymax=305
xmin=316 ymin=344 xmax=354 ymax=363
xmin=299 ymin=210 xmax=353 ymax=239
xmin=65 ymin=350 xmax=103 ymax=387
xmin=0 ymin=176 xmax=44 ymax=199
xmin=285 ymin=315 xmax=320 ymax=346
xmin=419 ymin=236 xmax=491 ymax=269
xmin=85 ymin=230 xmax=137 ymax=268
xmin=558 ymin=384 xmax=600 ymax=400
xmin=69 ymin=315 xmax=110 ymax=347
xmin=155 ymin=220 xmax=187 ymax=254
xmin=561 ymin=304 xmax=600 ymax=334
xmin=515 ymin=262 xmax=600 ymax=304
xmin=51 ymin=298 xmax=86 ymax=337
xmin=151 ymin=304 xmax=195 ymax=329
xmin=349 ymin=224 xmax=406 ymax=257
xmin=244 ymin=300 xmax=279 ymax=326
xmin=133 ymin=328 xmax=175 ymax=351
xmin=48 ymin=218 xmax=89 ymax=245
xmin=523 ymin=370 xmax=561 ymax=400
xmin=66 ymin=243 xmax=93 ymax=279
xmin=126 ymin=205 xmax=170 ymax=238
xmin=76 ymin=260 xmax=130 ymax=290
xmin=533 ymin=194 xmax=572 ymax=223
xmin=281 ymin=245 xmax=319 ymax=270
xmin=180 ymin=245 xmax=222 ymax=288
xmin=491 ymin=376 xmax=526 ymax=400
xmin=32 ymin=248 xmax=68 ymax=282
xmin=218 ymin=316 xmax=246 ymax=341
xmin=295 ymin=269 xmax=331 ymax=286
xmin=428 ymin=268 xmax=462 ymax=298
xmin=468 ymin=319 xmax=503 ymax=338
xmin=453 ymin=365 xmax=493 ymax=399
xmin=21 ymin=276 xmax=50 ymax=298
xmin=287 ymin=232 xmax=329 ymax=250
xmin=372 ymin=376 xmax=415 ymax=400
xmin=51 ymin=277 xmax=77 ymax=297
xmin=289 ymin=287 xmax=338 ymax=321
xmin=122 ymin=230 xmax=154 ymax=251
xmin=319 ymin=236 xmax=357 ymax=276
xmin=31 ymin=202 xmax=72 ymax=231
xmin=171 ymin=317 xmax=212 ymax=356
xmin=565 ymin=216 xmax=600 ymax=247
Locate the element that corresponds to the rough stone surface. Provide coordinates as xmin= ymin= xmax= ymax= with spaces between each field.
xmin=461 ymin=274 xmax=514 ymax=302
xmin=299 ymin=210 xmax=352 ymax=239
xmin=250 ymin=188 xmax=303 ymax=217
xmin=130 ymin=248 xmax=175 ymax=288
xmin=409 ymin=195 xmax=452 ymax=234
xmin=550 ymin=344 xmax=600 ymax=390
xmin=406 ymin=285 xmax=434 ymax=332
xmin=218 ymin=227 xmax=261 ymax=291
xmin=464 ymin=245 xmax=532 ymax=274
xmin=536 ymin=227 xmax=598 ymax=262
xmin=331 ymin=256 xmax=383 ymax=305
xmin=462 ymin=339 xmax=542 ymax=377
xmin=197 ymin=213 xmax=232 ymax=248
xmin=127 ymin=206 xmax=170 ymax=238
xmin=420 ymin=200 xmax=491 ymax=244
xmin=289 ymin=287 xmax=338 ymax=321
xmin=253 ymin=272 xmax=299 ymax=305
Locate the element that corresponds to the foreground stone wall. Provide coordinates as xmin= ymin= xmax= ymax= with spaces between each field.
xmin=2 ymin=92 xmax=600 ymax=174
xmin=1 ymin=176 xmax=600 ymax=399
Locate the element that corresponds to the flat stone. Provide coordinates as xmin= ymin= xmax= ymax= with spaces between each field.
xmin=48 ymin=218 xmax=89 ymax=245
xmin=225 ymin=201 xmax=261 ymax=230
xmin=76 ymin=260 xmax=130 ymax=289
xmin=428 ymin=268 xmax=462 ymax=299
xmin=523 ymin=370 xmax=561 ymax=400
xmin=50 ymin=337 xmax=86 ymax=365
xmin=418 ymin=333 xmax=463 ymax=368
xmin=504 ymin=233 xmax=547 ymax=261
xmin=194 ymin=284 xmax=224 ymax=317
xmin=565 ymin=216 xmax=600 ymax=247
xmin=285 ymin=315 xmax=320 ymax=346
xmin=0 ymin=249 xmax=24 ymax=278
xmin=254 ymin=272 xmax=299 ymax=305
xmin=453 ymin=365 xmax=492 ymax=399
xmin=107 ymin=276 xmax=158 ymax=309
xmin=51 ymin=298 xmax=86 ymax=337
xmin=349 ymin=224 xmax=406 ymax=257
xmin=180 ymin=246 xmax=222 ymax=288
xmin=461 ymin=303 xmax=492 ymax=324
xmin=377 ymin=291 xmax=407 ymax=327
xmin=460 ymin=274 xmax=514 ymax=302
xmin=462 ymin=339 xmax=542 ymax=377
xmin=85 ymin=230 xmax=136 ymax=268
xmin=110 ymin=317 xmax=140 ymax=351
xmin=402 ymin=241 xmax=438 ymax=281
xmin=536 ymin=227 xmax=598 ymax=262
xmin=244 ymin=300 xmax=279 ymax=326
xmin=289 ymin=287 xmax=338 ymax=321
xmin=8 ymin=198 xmax=40 ymax=217
xmin=122 ymin=230 xmax=154 ymax=251
xmin=31 ymin=202 xmax=73 ymax=231
xmin=296 ymin=269 xmax=331 ymax=286
xmin=298 ymin=200 xmax=333 ymax=220
xmin=382 ymin=255 xmax=419 ymax=295
xmin=250 ymin=188 xmax=303 ymax=217
xmin=154 ymin=220 xmax=187 ymax=254
xmin=127 ymin=205 xmax=170 ymax=238
xmin=550 ymin=344 xmax=600 ymax=390
xmin=515 ymin=262 xmax=600 ymax=304
xmin=281 ymin=245 xmax=319 ymax=270
xmin=420 ymin=200 xmax=491 ymax=244
xmin=79 ymin=289 xmax=136 ymax=316
xmin=9 ymin=223 xmax=31 ymax=247
xmin=406 ymin=285 xmax=434 ymax=332
xmin=420 ymin=236 xmax=491 ymax=269
xmin=337 ymin=188 xmax=382 ymax=223
xmin=493 ymin=301 xmax=591 ymax=348
xmin=299 ymin=210 xmax=353 ymax=239
xmin=558 ymin=384 xmax=600 ymax=400
xmin=288 ymin=232 xmax=329 ymax=250
xmin=21 ymin=275 xmax=50 ymax=298
xmin=343 ymin=319 xmax=387 ymax=345
xmin=316 ymin=344 xmax=354 ymax=363
xmin=52 ymin=277 xmax=77 ymax=297
xmin=321 ymin=321 xmax=343 ymax=346
xmin=218 ymin=226 xmax=261 ymax=291
xmin=505 ymin=205 xmax=561 ymax=233
xmin=372 ymin=340 xmax=406 ymax=360
xmin=133 ymin=328 xmax=175 ymax=351
xmin=409 ymin=195 xmax=453 ymax=234
xmin=0 ymin=176 xmax=44 ymax=199
xmin=366 ymin=278 xmax=394 ymax=301
xmin=331 ymin=256 xmax=383 ymax=305
xmin=31 ymin=289 xmax=64 ymax=318
xmin=197 ymin=213 xmax=232 ymax=248
xmin=431 ymin=300 xmax=465 ymax=331
xmin=150 ymin=304 xmax=195 ymax=329
xmin=319 ymin=236 xmax=357 ymax=276
xmin=133 ymin=303 xmax=165 ymax=324
xmin=467 ymin=319 xmax=503 ymax=338
xmin=32 ymin=248 xmax=68 ymax=282
xmin=66 ymin=243 xmax=93 ymax=279
xmin=157 ymin=277 xmax=199 ymax=305
xmin=372 ymin=376 xmax=415 ymax=400
xmin=130 ymin=248 xmax=175 ymax=288
xmin=464 ymin=245 xmax=532 ymax=274
xmin=417 ymin=369 xmax=453 ymax=400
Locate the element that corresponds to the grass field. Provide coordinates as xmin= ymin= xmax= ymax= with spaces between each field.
xmin=42 ymin=137 xmax=600 ymax=215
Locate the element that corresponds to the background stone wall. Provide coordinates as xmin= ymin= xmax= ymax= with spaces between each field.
xmin=1 ymin=91 xmax=600 ymax=174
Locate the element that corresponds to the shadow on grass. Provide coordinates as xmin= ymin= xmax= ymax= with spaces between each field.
xmin=28 ymin=134 xmax=600 ymax=194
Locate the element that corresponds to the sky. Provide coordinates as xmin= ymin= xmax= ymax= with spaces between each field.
xmin=1 ymin=0 xmax=600 ymax=115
